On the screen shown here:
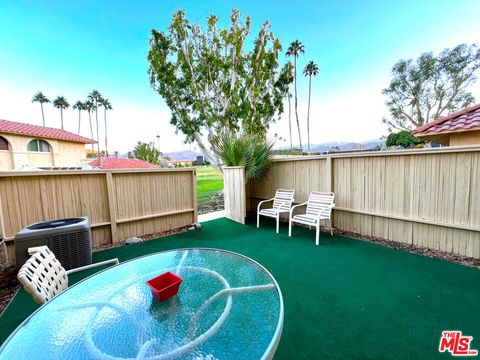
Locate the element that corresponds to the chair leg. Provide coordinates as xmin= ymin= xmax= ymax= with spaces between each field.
xmin=316 ymin=224 xmax=320 ymax=246
xmin=289 ymin=219 xmax=292 ymax=237
xmin=276 ymin=215 xmax=279 ymax=234
xmin=257 ymin=212 xmax=260 ymax=228
xmin=329 ymin=219 xmax=333 ymax=236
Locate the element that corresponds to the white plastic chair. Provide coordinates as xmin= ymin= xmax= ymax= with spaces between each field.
xmin=257 ymin=189 xmax=295 ymax=233
xmin=17 ymin=246 xmax=119 ymax=304
xmin=289 ymin=191 xmax=335 ymax=245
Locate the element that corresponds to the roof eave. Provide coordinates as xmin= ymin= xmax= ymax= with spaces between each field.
xmin=414 ymin=133 xmax=450 ymax=145
xmin=0 ymin=130 xmax=97 ymax=144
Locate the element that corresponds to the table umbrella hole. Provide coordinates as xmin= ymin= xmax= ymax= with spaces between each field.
xmin=146 ymin=272 xmax=183 ymax=302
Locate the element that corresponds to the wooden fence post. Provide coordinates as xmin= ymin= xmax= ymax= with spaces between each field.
xmin=325 ymin=156 xmax=333 ymax=192
xmin=105 ymin=172 xmax=118 ymax=245
xmin=0 ymin=186 xmax=9 ymax=263
xmin=192 ymin=169 xmax=198 ymax=223
xmin=325 ymin=156 xmax=335 ymax=227
xmin=223 ymin=166 xmax=246 ymax=224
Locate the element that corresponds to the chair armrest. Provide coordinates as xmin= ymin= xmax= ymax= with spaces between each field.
xmin=290 ymin=202 xmax=308 ymax=216
xmin=316 ymin=204 xmax=335 ymax=220
xmin=275 ymin=200 xmax=294 ymax=211
xmin=66 ymin=258 xmax=119 ymax=275
xmin=257 ymin=198 xmax=275 ymax=212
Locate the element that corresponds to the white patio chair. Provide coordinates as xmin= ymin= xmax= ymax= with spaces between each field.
xmin=17 ymin=246 xmax=119 ymax=305
xmin=257 ymin=189 xmax=295 ymax=233
xmin=289 ymin=191 xmax=335 ymax=245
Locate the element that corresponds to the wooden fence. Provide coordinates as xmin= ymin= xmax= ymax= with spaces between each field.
xmin=0 ymin=168 xmax=197 ymax=264
xmin=223 ymin=167 xmax=246 ymax=224
xmin=248 ymin=146 xmax=480 ymax=259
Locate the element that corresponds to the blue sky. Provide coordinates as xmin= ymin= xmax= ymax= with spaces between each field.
xmin=1 ymin=0 xmax=480 ymax=152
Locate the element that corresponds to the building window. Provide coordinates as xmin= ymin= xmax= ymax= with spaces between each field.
xmin=0 ymin=136 xmax=9 ymax=151
xmin=27 ymin=139 xmax=52 ymax=152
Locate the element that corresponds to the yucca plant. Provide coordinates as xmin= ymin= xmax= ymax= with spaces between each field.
xmin=211 ymin=132 xmax=274 ymax=182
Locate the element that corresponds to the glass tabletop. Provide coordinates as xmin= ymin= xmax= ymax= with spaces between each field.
xmin=0 ymin=248 xmax=283 ymax=360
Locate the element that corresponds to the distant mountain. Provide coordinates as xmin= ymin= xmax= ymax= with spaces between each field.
xmin=163 ymin=150 xmax=201 ymax=161
xmin=308 ymin=139 xmax=385 ymax=153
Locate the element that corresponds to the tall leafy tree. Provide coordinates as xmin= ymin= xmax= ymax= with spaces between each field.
xmin=52 ymin=96 xmax=69 ymax=129
xmin=129 ymin=141 xmax=161 ymax=165
xmin=84 ymin=100 xmax=95 ymax=151
xmin=32 ymin=92 xmax=50 ymax=127
xmin=276 ymin=61 xmax=294 ymax=151
xmin=382 ymin=43 xmax=480 ymax=131
xmin=303 ymin=61 xmax=319 ymax=153
xmin=286 ymin=39 xmax=305 ymax=152
xmin=99 ymin=97 xmax=113 ymax=156
xmin=147 ymin=8 xmax=292 ymax=168
xmin=88 ymin=90 xmax=103 ymax=153
xmin=72 ymin=101 xmax=85 ymax=134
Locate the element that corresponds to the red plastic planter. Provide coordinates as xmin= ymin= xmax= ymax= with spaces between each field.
xmin=146 ymin=271 xmax=183 ymax=302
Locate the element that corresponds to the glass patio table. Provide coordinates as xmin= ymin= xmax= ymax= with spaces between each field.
xmin=0 ymin=248 xmax=283 ymax=360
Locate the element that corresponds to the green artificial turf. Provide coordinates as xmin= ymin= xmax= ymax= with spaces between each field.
xmin=1 ymin=218 xmax=479 ymax=358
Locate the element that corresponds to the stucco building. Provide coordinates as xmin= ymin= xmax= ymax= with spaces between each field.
xmin=412 ymin=104 xmax=480 ymax=146
xmin=0 ymin=119 xmax=96 ymax=170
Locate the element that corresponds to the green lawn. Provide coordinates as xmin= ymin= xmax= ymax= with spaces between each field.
xmin=196 ymin=165 xmax=223 ymax=203
xmin=1 ymin=218 xmax=479 ymax=358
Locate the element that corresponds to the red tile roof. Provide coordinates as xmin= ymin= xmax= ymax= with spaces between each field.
xmin=89 ymin=158 xmax=159 ymax=169
xmin=0 ymin=119 xmax=96 ymax=144
xmin=412 ymin=103 xmax=480 ymax=136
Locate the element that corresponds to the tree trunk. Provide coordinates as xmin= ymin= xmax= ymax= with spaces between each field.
xmin=60 ymin=108 xmax=64 ymax=129
xmin=104 ymin=108 xmax=108 ymax=156
xmin=41 ymin=103 xmax=45 ymax=127
xmin=78 ymin=110 xmax=81 ymax=134
xmin=307 ymin=75 xmax=312 ymax=153
xmin=88 ymin=112 xmax=95 ymax=152
xmin=95 ymin=104 xmax=100 ymax=154
xmin=193 ymin=133 xmax=221 ymax=172
xmin=288 ymin=93 xmax=292 ymax=151
xmin=294 ymin=57 xmax=303 ymax=152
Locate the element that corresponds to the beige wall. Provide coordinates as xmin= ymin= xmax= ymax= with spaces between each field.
xmin=449 ymin=130 xmax=480 ymax=146
xmin=0 ymin=133 xmax=88 ymax=170
xmin=0 ymin=151 xmax=13 ymax=169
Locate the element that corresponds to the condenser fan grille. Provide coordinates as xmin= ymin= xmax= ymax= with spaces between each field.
xmin=47 ymin=229 xmax=92 ymax=270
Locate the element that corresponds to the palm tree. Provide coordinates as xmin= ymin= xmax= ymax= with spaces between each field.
xmin=286 ymin=40 xmax=305 ymax=152
xmin=52 ymin=96 xmax=70 ymax=129
xmin=88 ymin=90 xmax=103 ymax=153
xmin=288 ymin=92 xmax=292 ymax=151
xmin=84 ymin=100 xmax=95 ymax=152
xmin=211 ymin=132 xmax=274 ymax=182
xmin=99 ymin=97 xmax=112 ymax=156
xmin=72 ymin=101 xmax=85 ymax=134
xmin=32 ymin=92 xmax=50 ymax=126
xmin=303 ymin=61 xmax=320 ymax=153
